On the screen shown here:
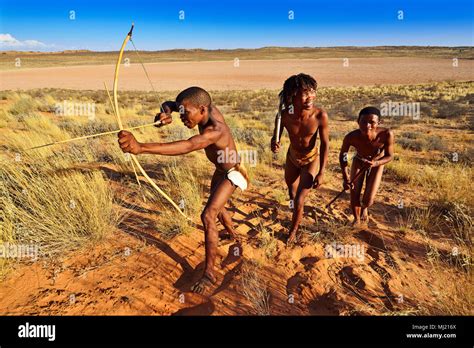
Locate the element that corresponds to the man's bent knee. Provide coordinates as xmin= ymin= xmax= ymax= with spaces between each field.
xmin=295 ymin=190 xmax=309 ymax=208
xmin=201 ymin=207 xmax=218 ymax=228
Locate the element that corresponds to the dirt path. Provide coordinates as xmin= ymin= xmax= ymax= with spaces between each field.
xmin=1 ymin=58 xmax=472 ymax=91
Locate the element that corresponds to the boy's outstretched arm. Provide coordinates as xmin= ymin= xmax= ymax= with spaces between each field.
xmin=314 ymin=111 xmax=329 ymax=188
xmin=118 ymin=129 xmax=221 ymax=156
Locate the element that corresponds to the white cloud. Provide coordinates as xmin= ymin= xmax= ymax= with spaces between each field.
xmin=0 ymin=33 xmax=53 ymax=50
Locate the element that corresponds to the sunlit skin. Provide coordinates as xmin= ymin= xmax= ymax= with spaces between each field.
xmin=339 ymin=113 xmax=394 ymax=226
xmin=271 ymin=88 xmax=329 ymax=245
xmin=118 ymin=99 xmax=240 ymax=294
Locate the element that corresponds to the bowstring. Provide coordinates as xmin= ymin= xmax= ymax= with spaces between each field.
xmin=130 ymin=38 xmax=156 ymax=92
xmin=128 ymin=38 xmax=159 ymax=203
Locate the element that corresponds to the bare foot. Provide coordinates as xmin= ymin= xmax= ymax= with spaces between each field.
xmin=361 ymin=208 xmax=369 ymax=222
xmin=360 ymin=209 xmax=369 ymax=227
xmin=287 ymin=231 xmax=298 ymax=246
xmin=352 ymin=219 xmax=361 ymax=227
xmin=220 ymin=229 xmax=241 ymax=246
xmin=228 ymin=229 xmax=242 ymax=243
xmin=191 ymin=274 xmax=217 ymax=295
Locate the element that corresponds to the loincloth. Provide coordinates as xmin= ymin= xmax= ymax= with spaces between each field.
xmin=353 ymin=152 xmax=385 ymax=177
xmin=216 ymin=163 xmax=249 ymax=191
xmin=288 ymin=145 xmax=319 ymax=168
xmin=354 ymin=151 xmax=384 ymax=163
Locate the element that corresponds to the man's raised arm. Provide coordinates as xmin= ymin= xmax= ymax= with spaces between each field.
xmin=154 ymin=101 xmax=178 ymax=127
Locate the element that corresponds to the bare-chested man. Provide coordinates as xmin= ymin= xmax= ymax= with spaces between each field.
xmin=339 ymin=106 xmax=394 ymax=226
xmin=118 ymin=87 xmax=248 ymax=294
xmin=271 ymin=73 xmax=329 ymax=245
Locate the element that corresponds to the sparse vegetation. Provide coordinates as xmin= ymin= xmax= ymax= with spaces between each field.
xmin=398 ymin=133 xmax=447 ymax=152
xmin=256 ymin=221 xmax=278 ymax=259
xmin=0 ymin=152 xmax=119 ymax=258
xmin=240 ymin=259 xmax=271 ymax=315
xmin=0 ymin=81 xmax=472 ymax=315
xmin=154 ymin=159 xmax=207 ymax=239
xmin=3 ymin=46 xmax=473 ymax=70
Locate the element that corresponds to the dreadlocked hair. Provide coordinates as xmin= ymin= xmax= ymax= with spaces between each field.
xmin=277 ymin=73 xmax=318 ymax=113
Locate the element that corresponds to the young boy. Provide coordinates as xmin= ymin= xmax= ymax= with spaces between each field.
xmin=271 ymin=73 xmax=329 ymax=245
xmin=117 ymin=86 xmax=248 ymax=294
xmin=339 ymin=106 xmax=394 ymax=226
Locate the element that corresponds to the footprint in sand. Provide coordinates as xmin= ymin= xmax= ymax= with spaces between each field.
xmin=368 ymin=261 xmax=391 ymax=282
xmin=366 ymin=247 xmax=380 ymax=261
xmin=339 ymin=266 xmax=366 ymax=290
xmin=368 ymin=261 xmax=396 ymax=310
xmin=299 ymin=256 xmax=320 ymax=271
xmin=383 ymin=252 xmax=399 ymax=270
xmin=355 ymin=230 xmax=388 ymax=251
xmin=286 ymin=272 xmax=308 ymax=297
xmin=308 ymin=290 xmax=342 ymax=315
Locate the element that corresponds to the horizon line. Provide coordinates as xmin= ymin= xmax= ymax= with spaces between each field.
xmin=2 ymin=45 xmax=474 ymax=54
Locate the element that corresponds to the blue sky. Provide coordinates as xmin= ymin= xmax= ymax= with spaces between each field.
xmin=0 ymin=0 xmax=472 ymax=51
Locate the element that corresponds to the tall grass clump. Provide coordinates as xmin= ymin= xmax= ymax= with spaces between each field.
xmin=153 ymin=158 xmax=207 ymax=239
xmin=0 ymin=154 xmax=119 ymax=259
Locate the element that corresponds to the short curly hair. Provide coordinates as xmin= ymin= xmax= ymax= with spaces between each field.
xmin=358 ymin=106 xmax=381 ymax=123
xmin=176 ymin=86 xmax=212 ymax=108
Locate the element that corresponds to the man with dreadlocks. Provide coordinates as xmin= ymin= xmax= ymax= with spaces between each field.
xmin=117 ymin=86 xmax=248 ymax=295
xmin=271 ymin=73 xmax=329 ymax=245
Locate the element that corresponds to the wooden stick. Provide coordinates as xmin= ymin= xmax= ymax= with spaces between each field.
xmin=24 ymin=120 xmax=161 ymax=151
xmin=325 ymin=167 xmax=368 ymax=208
xmin=275 ymin=110 xmax=282 ymax=144
xmin=104 ymin=81 xmax=145 ymax=201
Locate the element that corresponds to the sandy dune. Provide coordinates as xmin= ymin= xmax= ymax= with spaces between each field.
xmin=1 ymin=58 xmax=473 ymax=91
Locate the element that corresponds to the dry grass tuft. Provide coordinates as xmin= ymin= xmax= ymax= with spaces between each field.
xmin=0 ymin=153 xmax=119 ymax=259
xmin=240 ymin=259 xmax=271 ymax=315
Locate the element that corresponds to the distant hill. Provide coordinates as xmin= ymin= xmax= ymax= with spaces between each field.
xmin=1 ymin=49 xmax=92 ymax=55
xmin=1 ymin=46 xmax=472 ymax=70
